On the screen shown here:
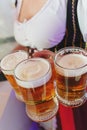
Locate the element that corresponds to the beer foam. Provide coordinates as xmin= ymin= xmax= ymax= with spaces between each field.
xmin=55 ymin=54 xmax=87 ymax=77
xmin=0 ymin=51 xmax=28 ymax=75
xmin=15 ymin=58 xmax=52 ymax=88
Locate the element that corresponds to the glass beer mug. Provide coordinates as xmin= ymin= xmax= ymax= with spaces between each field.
xmin=14 ymin=58 xmax=59 ymax=122
xmin=54 ymin=47 xmax=87 ymax=107
xmin=0 ymin=50 xmax=28 ymax=101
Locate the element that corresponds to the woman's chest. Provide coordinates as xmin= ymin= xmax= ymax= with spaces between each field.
xmin=17 ymin=0 xmax=48 ymax=22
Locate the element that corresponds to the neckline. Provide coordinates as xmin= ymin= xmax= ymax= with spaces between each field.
xmin=16 ymin=0 xmax=50 ymax=24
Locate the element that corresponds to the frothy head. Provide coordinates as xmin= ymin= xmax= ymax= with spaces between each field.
xmin=0 ymin=51 xmax=28 ymax=75
xmin=55 ymin=53 xmax=87 ymax=77
xmin=58 ymin=54 xmax=87 ymax=69
xmin=14 ymin=58 xmax=52 ymax=88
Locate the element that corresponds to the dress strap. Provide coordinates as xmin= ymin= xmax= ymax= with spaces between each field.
xmin=15 ymin=0 xmax=17 ymax=7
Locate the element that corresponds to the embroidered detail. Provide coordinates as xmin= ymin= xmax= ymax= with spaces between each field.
xmin=72 ymin=0 xmax=76 ymax=46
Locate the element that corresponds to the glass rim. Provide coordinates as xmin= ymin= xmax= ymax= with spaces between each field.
xmin=54 ymin=46 xmax=87 ymax=70
xmin=0 ymin=50 xmax=28 ymax=72
xmin=14 ymin=57 xmax=51 ymax=83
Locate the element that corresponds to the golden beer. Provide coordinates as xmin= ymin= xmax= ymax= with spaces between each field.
xmin=54 ymin=47 xmax=87 ymax=107
xmin=14 ymin=58 xmax=58 ymax=122
xmin=0 ymin=51 xmax=28 ymax=101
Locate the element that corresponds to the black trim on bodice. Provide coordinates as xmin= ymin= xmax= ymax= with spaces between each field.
xmin=49 ymin=0 xmax=86 ymax=52
xmin=15 ymin=0 xmax=86 ymax=52
xmin=66 ymin=0 xmax=85 ymax=47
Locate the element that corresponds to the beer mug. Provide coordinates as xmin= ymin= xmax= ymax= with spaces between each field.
xmin=54 ymin=47 xmax=87 ymax=107
xmin=33 ymin=50 xmax=56 ymax=83
xmin=14 ymin=58 xmax=58 ymax=122
xmin=0 ymin=50 xmax=28 ymax=101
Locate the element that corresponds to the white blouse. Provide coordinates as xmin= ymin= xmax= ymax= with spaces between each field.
xmin=14 ymin=0 xmax=67 ymax=49
xmin=13 ymin=0 xmax=87 ymax=49
xmin=77 ymin=0 xmax=87 ymax=42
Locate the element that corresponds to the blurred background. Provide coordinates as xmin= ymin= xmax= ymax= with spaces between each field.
xmin=0 ymin=0 xmax=17 ymax=59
